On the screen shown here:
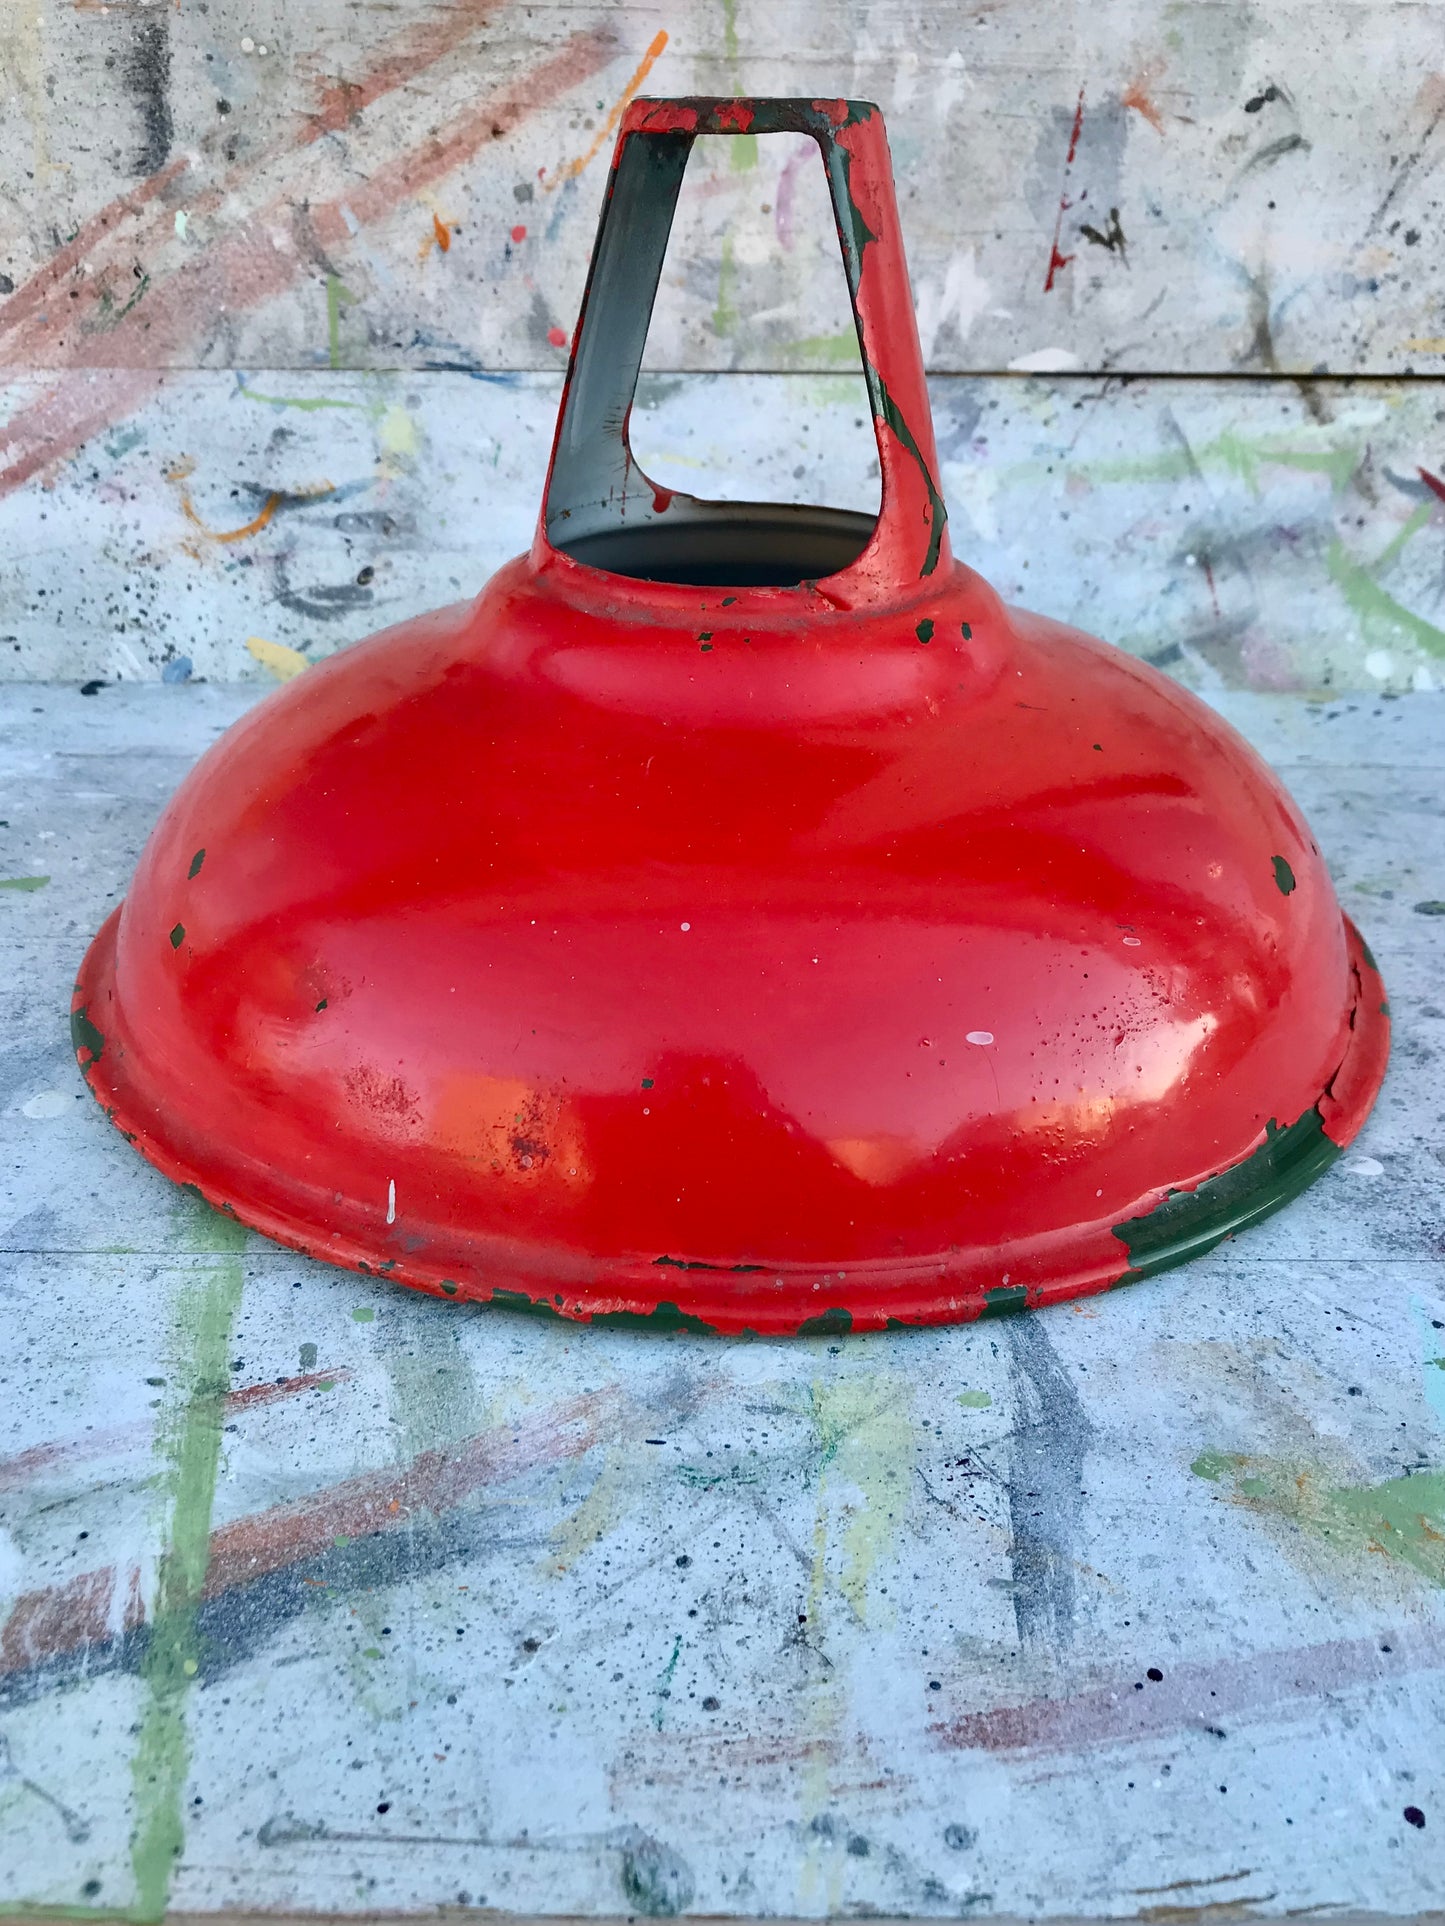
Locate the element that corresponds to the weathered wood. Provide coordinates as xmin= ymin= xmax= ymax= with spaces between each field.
xmin=2 ymin=370 xmax=1444 ymax=691
xmin=1 ymin=1 xmax=1443 ymax=380
xmin=1 ymin=685 xmax=1443 ymax=1917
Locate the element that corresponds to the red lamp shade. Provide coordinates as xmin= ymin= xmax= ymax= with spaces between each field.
xmin=74 ymin=99 xmax=1388 ymax=1333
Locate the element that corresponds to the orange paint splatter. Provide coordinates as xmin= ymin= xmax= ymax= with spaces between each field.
xmin=433 ymin=211 xmax=452 ymax=252
xmin=542 ymin=29 xmax=668 ymax=190
xmin=1123 ymin=71 xmax=1165 ymax=133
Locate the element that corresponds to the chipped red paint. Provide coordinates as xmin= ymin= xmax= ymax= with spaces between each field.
xmin=73 ymin=98 xmax=1387 ymax=1334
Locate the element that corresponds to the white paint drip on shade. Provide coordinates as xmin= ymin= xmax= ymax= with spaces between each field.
xmin=1007 ymin=347 xmax=1081 ymax=373
xmin=1344 ymin=1156 xmax=1384 ymax=1176
xmin=966 ymin=1030 xmax=994 ymax=1046
xmin=22 ymin=1090 xmax=67 ymax=1119
xmin=386 ymin=1179 xmax=396 ymax=1223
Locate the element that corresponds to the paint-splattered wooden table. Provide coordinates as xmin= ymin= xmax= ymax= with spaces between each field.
xmin=1 ymin=683 xmax=1443 ymax=1922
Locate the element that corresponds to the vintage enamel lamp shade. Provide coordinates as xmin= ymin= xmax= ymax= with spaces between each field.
xmin=74 ymin=99 xmax=1389 ymax=1334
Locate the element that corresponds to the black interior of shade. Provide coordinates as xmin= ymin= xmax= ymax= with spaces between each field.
xmin=552 ymin=504 xmax=876 ymax=586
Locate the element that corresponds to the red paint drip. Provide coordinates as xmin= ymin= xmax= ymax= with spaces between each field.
xmin=511 ymin=223 xmax=528 ymax=243
xmin=1043 ymin=87 xmax=1086 ymax=293
xmin=547 ymin=325 xmax=568 ymax=348
xmin=1418 ymin=466 xmax=1445 ymax=505
xmin=652 ymin=485 xmax=674 ymax=513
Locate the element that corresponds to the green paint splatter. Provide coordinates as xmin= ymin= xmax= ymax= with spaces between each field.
xmin=1327 ymin=535 xmax=1445 ymax=659
xmin=958 ymin=1390 xmax=992 ymax=1409
xmin=719 ymin=0 xmax=756 ymax=171
xmin=237 ymin=379 xmax=370 ymax=415
xmin=129 ymin=1206 xmax=246 ymax=1921
xmin=351 ymin=1306 xmax=375 ymax=1323
xmin=1191 ymin=1449 xmax=1445 ymax=1588
xmin=0 ymin=874 xmax=49 ymax=891
xmin=652 ymin=1634 xmax=682 ymax=1729
xmin=168 ymin=924 xmax=185 ymax=950
xmin=713 ymin=230 xmax=738 ymax=339
xmin=188 ymin=849 xmax=205 ymax=879
xmin=326 ymin=275 xmax=357 ymax=371
xmin=1272 ymin=854 xmax=1296 ymax=895
xmin=776 ymin=331 xmax=861 ymax=367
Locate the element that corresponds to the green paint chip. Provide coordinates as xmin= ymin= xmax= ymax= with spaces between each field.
xmin=361 ymin=1646 xmax=382 ymax=1660
xmin=188 ymin=849 xmax=206 ymax=879
xmin=440 ymin=1280 xmax=459 ymax=1296
xmin=1272 ymin=855 xmax=1297 ymax=895
xmin=641 ymin=1077 xmax=655 ymax=1089
xmin=958 ymin=1390 xmax=992 ymax=1409
xmin=351 ymin=1306 xmax=375 ymax=1323
xmin=317 ymin=1379 xmax=336 ymax=1391
xmin=700 ymin=642 xmax=713 ymax=651
xmin=169 ymin=923 xmax=186 ymax=949
xmin=915 ymin=617 xmax=934 ymax=645
xmin=315 ymin=998 xmax=328 ymax=1012
xmin=333 ymin=1533 xmax=351 ymax=1547
xmin=0 ymin=874 xmax=49 ymax=892
xmin=797 ymin=1306 xmax=853 ymax=1337
xmin=960 ymin=622 xmax=972 ymax=640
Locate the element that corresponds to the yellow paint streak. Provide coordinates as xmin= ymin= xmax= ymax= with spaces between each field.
xmin=542 ymin=1447 xmax=629 ymax=1575
xmin=378 ymin=404 xmax=419 ymax=462
xmin=245 ymin=636 xmax=309 ymax=682
xmin=543 ymin=30 xmax=668 ymax=191
xmin=798 ymin=1372 xmax=913 ymax=1909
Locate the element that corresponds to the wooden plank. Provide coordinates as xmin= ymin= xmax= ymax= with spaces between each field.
xmin=0 ymin=1 xmax=1442 ymax=380
xmin=3 ymin=371 xmax=1445 ymax=691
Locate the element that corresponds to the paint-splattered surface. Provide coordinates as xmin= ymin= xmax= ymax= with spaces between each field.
xmin=2 ymin=683 xmax=1443 ymax=1916
xmin=4 ymin=372 xmax=1445 ymax=693
xmin=2 ymin=0 xmax=1444 ymax=378
xmin=5 ymin=0 xmax=1445 ymax=694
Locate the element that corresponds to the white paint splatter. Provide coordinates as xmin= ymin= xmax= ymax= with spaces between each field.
xmin=1122 ymin=935 xmax=1142 ymax=947
xmin=1344 ymin=1156 xmax=1384 ymax=1176
xmin=1413 ymin=665 xmax=1437 ymax=692
xmin=386 ymin=1178 xmax=397 ymax=1223
xmin=1364 ymin=650 xmax=1395 ymax=681
xmin=966 ymin=1030 xmax=994 ymax=1046
xmin=22 ymin=1090 xmax=67 ymax=1119
xmin=174 ymin=210 xmax=189 ymax=240
xmin=1007 ymin=347 xmax=1081 ymax=373
xmin=914 ymin=249 xmax=991 ymax=362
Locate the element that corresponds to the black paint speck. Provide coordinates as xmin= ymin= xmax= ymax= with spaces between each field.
xmin=1405 ymin=1805 xmax=1426 ymax=1829
xmin=1146 ymin=1665 xmax=1163 ymax=1680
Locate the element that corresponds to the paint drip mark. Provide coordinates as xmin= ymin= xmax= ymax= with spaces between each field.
xmin=129 ymin=1205 xmax=247 ymax=1921
xmin=653 ymin=1633 xmax=682 ymax=1729
xmin=543 ymin=30 xmax=669 ymax=190
xmin=1043 ymin=88 xmax=1086 ymax=292
xmin=126 ymin=8 xmax=173 ymax=177
xmin=1003 ymin=1318 xmax=1092 ymax=1649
